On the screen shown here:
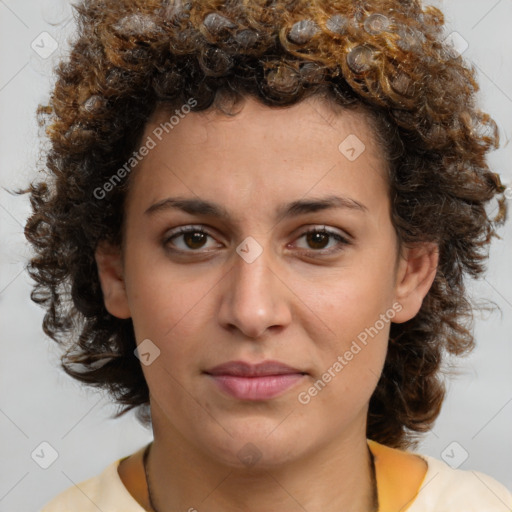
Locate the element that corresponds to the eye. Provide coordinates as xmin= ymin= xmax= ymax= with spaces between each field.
xmin=163 ymin=226 xmax=220 ymax=252
xmin=293 ymin=226 xmax=351 ymax=255
xmin=162 ymin=225 xmax=351 ymax=255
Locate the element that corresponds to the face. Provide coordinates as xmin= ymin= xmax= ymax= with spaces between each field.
xmin=96 ymin=95 xmax=438 ymax=468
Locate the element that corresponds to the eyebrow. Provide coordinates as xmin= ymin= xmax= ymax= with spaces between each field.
xmin=144 ymin=194 xmax=368 ymax=220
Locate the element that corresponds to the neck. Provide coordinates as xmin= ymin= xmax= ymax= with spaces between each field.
xmin=145 ymin=407 xmax=377 ymax=512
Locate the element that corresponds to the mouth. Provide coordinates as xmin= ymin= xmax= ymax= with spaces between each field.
xmin=203 ymin=360 xmax=308 ymax=401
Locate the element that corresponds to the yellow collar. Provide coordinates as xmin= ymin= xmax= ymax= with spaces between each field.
xmin=368 ymin=439 xmax=429 ymax=512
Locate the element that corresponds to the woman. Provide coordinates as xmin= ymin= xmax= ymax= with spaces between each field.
xmin=21 ymin=0 xmax=511 ymax=510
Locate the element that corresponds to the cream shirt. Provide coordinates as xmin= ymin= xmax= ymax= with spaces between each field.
xmin=40 ymin=444 xmax=512 ymax=512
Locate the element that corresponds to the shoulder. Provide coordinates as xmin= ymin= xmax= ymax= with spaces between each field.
xmin=39 ymin=456 xmax=146 ymax=512
xmin=407 ymin=452 xmax=512 ymax=512
xmin=368 ymin=439 xmax=512 ymax=512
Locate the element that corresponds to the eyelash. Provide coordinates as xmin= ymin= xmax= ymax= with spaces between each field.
xmin=162 ymin=225 xmax=351 ymax=256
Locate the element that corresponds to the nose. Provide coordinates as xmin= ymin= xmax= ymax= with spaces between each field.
xmin=217 ymin=240 xmax=292 ymax=339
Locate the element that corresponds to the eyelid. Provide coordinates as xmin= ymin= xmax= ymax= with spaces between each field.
xmin=163 ymin=225 xmax=221 ymax=249
xmin=291 ymin=226 xmax=351 ymax=255
xmin=295 ymin=224 xmax=352 ymax=243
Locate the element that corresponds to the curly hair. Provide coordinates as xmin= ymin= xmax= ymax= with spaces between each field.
xmin=17 ymin=0 xmax=508 ymax=449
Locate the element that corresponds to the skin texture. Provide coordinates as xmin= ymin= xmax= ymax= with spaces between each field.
xmin=96 ymin=96 xmax=437 ymax=512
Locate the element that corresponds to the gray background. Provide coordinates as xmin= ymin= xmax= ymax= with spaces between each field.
xmin=1 ymin=1 xmax=511 ymax=511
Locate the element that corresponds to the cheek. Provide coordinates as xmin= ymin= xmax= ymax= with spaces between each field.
xmin=124 ymin=255 xmax=225 ymax=389
xmin=291 ymin=257 xmax=394 ymax=391
xmin=124 ymin=238 xmax=209 ymax=335
xmin=298 ymin=284 xmax=390 ymax=416
xmin=297 ymin=262 xmax=395 ymax=339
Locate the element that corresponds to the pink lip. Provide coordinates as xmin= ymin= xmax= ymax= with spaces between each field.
xmin=204 ymin=360 xmax=307 ymax=401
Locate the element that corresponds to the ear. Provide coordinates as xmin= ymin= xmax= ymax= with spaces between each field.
xmin=392 ymin=241 xmax=439 ymax=323
xmin=94 ymin=240 xmax=131 ymax=319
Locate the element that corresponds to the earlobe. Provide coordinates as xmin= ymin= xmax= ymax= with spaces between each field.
xmin=94 ymin=240 xmax=131 ymax=319
xmin=392 ymin=242 xmax=439 ymax=324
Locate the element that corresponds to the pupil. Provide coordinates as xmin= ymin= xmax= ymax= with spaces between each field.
xmin=185 ymin=232 xmax=206 ymax=249
xmin=308 ymin=232 xmax=328 ymax=249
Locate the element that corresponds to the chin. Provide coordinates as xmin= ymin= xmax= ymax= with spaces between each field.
xmin=196 ymin=419 xmax=312 ymax=470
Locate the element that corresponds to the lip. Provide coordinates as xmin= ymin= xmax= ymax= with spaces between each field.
xmin=204 ymin=360 xmax=307 ymax=401
xmin=205 ymin=360 xmax=306 ymax=377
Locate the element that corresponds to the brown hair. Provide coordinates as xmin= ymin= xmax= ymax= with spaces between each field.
xmin=18 ymin=0 xmax=508 ymax=449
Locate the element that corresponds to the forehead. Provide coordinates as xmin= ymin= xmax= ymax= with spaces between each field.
xmin=125 ymin=96 xmax=390 ymax=221
xmin=148 ymin=95 xmax=383 ymax=154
